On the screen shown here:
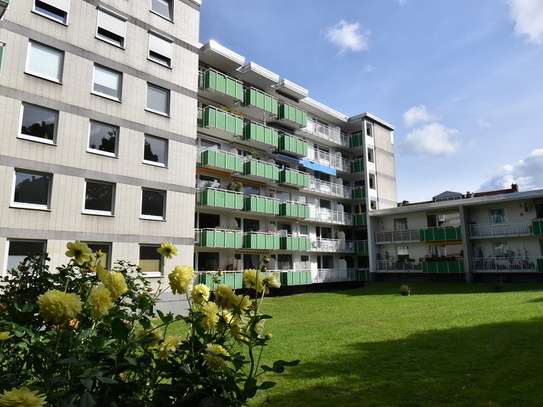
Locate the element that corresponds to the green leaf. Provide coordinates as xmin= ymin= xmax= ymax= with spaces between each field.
xmin=80 ymin=378 xmax=94 ymax=391
xmin=111 ymin=318 xmax=129 ymax=340
xmin=79 ymin=391 xmax=96 ymax=407
xmin=258 ymin=381 xmax=276 ymax=390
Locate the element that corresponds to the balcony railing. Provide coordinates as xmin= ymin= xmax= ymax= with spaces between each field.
xmin=306 ymin=148 xmax=350 ymax=173
xmin=419 ymin=227 xmax=462 ymax=242
xmin=243 ymin=195 xmax=279 ymax=215
xmin=277 ymin=103 xmax=307 ymax=127
xmin=468 ymin=221 xmax=533 ymax=238
xmin=377 ymin=261 xmax=423 ymax=273
xmin=422 ymin=259 xmax=464 ymax=274
xmin=472 ymin=257 xmax=539 ymax=273
xmin=196 ymin=229 xmax=243 ymax=248
xmin=243 ymin=122 xmax=279 ymax=148
xmin=280 ymin=236 xmax=311 ymax=251
xmin=277 ymin=134 xmax=308 ymax=157
xmin=198 ymin=188 xmax=243 ymax=210
xmin=243 ymin=87 xmax=279 ymax=115
xmin=306 ymin=178 xmax=351 ymax=199
xmin=533 ymin=219 xmax=543 ymax=235
xmin=299 ymin=118 xmax=349 ymax=147
xmin=243 ymin=158 xmax=280 ymax=181
xmin=201 ymin=68 xmax=243 ymax=100
xmin=200 ymin=106 xmax=243 ymax=136
xmin=278 ymin=201 xmax=309 ymax=218
xmin=374 ymin=229 xmax=421 ymax=244
xmin=308 ymin=207 xmax=353 ymax=225
xmin=199 ymin=148 xmax=243 ymax=173
xmin=243 ymin=232 xmax=280 ymax=250
xmin=312 ymin=268 xmax=358 ymax=283
xmin=278 ymin=168 xmax=309 ymax=188
xmin=311 ymin=238 xmax=341 ymax=252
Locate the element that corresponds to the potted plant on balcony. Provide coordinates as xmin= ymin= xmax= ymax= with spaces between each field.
xmin=227 ymin=181 xmax=242 ymax=192
xmin=400 ymin=284 xmax=411 ymax=296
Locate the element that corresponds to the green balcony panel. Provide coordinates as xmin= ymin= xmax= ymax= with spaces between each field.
xmin=203 ymin=70 xmax=243 ymax=100
xmin=419 ymin=227 xmax=462 ymax=242
xmin=356 ymin=241 xmax=369 ymax=254
xmin=278 ymin=169 xmax=309 ymax=188
xmin=200 ymin=150 xmax=243 ymax=173
xmin=199 ymin=230 xmax=243 ymax=248
xmin=352 ymin=187 xmax=366 ymax=199
xmin=202 ymin=108 xmax=243 ymax=135
xmin=277 ymin=134 xmax=308 ymax=157
xmin=351 ymin=159 xmax=365 ymax=173
xmin=243 ymin=88 xmax=278 ymax=115
xmin=357 ymin=269 xmax=370 ymax=281
xmin=350 ymin=132 xmax=364 ymax=148
xmin=532 ymin=219 xmax=543 ymax=235
xmin=422 ymin=260 xmax=464 ymax=274
xmin=243 ymin=196 xmax=279 ymax=215
xmin=279 ymin=202 xmax=309 ymax=218
xmin=243 ymin=233 xmax=280 ymax=250
xmin=200 ymin=189 xmax=243 ymax=210
xmin=243 ymin=122 xmax=279 ymax=147
xmin=280 ymin=271 xmax=312 ymax=286
xmin=353 ymin=214 xmax=367 ymax=226
xmin=278 ymin=104 xmax=307 ymax=127
xmin=537 ymin=258 xmax=543 ymax=272
xmin=243 ymin=160 xmax=279 ymax=181
xmin=280 ymin=236 xmax=311 ymax=251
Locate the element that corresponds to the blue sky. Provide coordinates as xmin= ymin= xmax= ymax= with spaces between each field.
xmin=199 ymin=0 xmax=543 ymax=203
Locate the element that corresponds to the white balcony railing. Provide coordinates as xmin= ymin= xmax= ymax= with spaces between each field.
xmin=472 ymin=257 xmax=538 ymax=272
xmin=299 ymin=119 xmax=349 ymax=147
xmin=306 ymin=178 xmax=351 ymax=199
xmin=374 ymin=229 xmax=421 ymax=244
xmin=468 ymin=221 xmax=533 ymax=238
xmin=313 ymin=268 xmax=358 ymax=283
xmin=376 ymin=261 xmax=423 ymax=273
xmin=307 ymin=148 xmax=351 ymax=173
xmin=307 ymin=207 xmax=353 ymax=225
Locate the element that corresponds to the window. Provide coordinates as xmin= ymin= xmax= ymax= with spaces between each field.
xmin=26 ymin=41 xmax=64 ymax=82
xmin=84 ymin=242 xmax=111 ymax=269
xmin=366 ymin=122 xmax=373 ymax=137
xmin=243 ymin=218 xmax=260 ymax=232
xmin=146 ymin=83 xmax=170 ymax=115
xmin=139 ymin=244 xmax=163 ymax=276
xmin=96 ymin=9 xmax=126 ymax=48
xmin=93 ymin=65 xmax=122 ymax=100
xmin=0 ymin=42 xmax=5 ymax=74
xmin=494 ymin=242 xmax=513 ymax=258
xmin=33 ymin=0 xmax=69 ymax=24
xmin=197 ymin=175 xmax=219 ymax=189
xmin=369 ymin=174 xmax=375 ymax=189
xmin=148 ymin=32 xmax=172 ymax=67
xmin=141 ymin=188 xmax=166 ymax=220
xmin=151 ymin=0 xmax=173 ymax=20
xmin=88 ymin=121 xmax=118 ymax=155
xmin=143 ymin=135 xmax=168 ymax=165
xmin=198 ymin=252 xmax=219 ymax=272
xmin=367 ymin=148 xmax=374 ymax=163
xmin=84 ymin=180 xmax=114 ymax=215
xmin=319 ymin=199 xmax=331 ymax=209
xmin=277 ymin=254 xmax=292 ymax=270
xmin=299 ymin=225 xmax=308 ymax=236
xmin=6 ymin=240 xmax=47 ymax=273
xmin=20 ymin=104 xmax=58 ymax=143
xmin=396 ymin=246 xmax=409 ymax=261
xmin=427 ymin=211 xmax=460 ymax=227
xmin=12 ymin=170 xmax=52 ymax=209
xmin=243 ymin=185 xmax=260 ymax=195
xmin=490 ymin=209 xmax=507 ymax=223
xmin=394 ymin=218 xmax=408 ymax=230
xmin=275 ymin=191 xmax=291 ymax=202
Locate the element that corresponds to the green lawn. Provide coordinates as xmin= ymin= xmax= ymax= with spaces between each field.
xmin=251 ymin=282 xmax=543 ymax=407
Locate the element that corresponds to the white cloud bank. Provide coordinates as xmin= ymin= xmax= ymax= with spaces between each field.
xmin=401 ymin=105 xmax=461 ymax=156
xmin=508 ymin=0 xmax=543 ymax=43
xmin=325 ymin=20 xmax=370 ymax=53
xmin=478 ymin=148 xmax=543 ymax=191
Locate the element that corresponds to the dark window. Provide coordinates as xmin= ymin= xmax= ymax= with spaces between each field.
xmin=141 ymin=189 xmax=166 ymax=219
xmin=143 ymin=135 xmax=167 ymax=164
xmin=21 ymin=104 xmax=58 ymax=142
xmin=84 ymin=181 xmax=114 ymax=214
xmin=89 ymin=121 xmax=117 ymax=154
xmin=13 ymin=170 xmax=51 ymax=208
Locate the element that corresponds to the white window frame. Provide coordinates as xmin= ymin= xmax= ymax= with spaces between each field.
xmin=88 ymin=120 xmax=119 ymax=157
xmin=96 ymin=8 xmax=126 ymax=48
xmin=83 ymin=180 xmax=115 ymax=216
xmin=148 ymin=31 xmax=172 ymax=67
xmin=146 ymin=83 xmax=170 ymax=116
xmin=26 ymin=41 xmax=64 ymax=83
xmin=0 ymin=41 xmax=5 ymax=74
xmin=19 ymin=103 xmax=58 ymax=144
xmin=11 ymin=169 xmax=52 ymax=210
xmin=143 ymin=134 xmax=168 ymax=166
xmin=84 ymin=241 xmax=112 ymax=269
xmin=6 ymin=239 xmax=47 ymax=275
xmin=141 ymin=188 xmax=166 ymax=220
xmin=32 ymin=0 xmax=69 ymax=24
xmin=150 ymin=0 xmax=173 ymax=21
xmin=92 ymin=64 xmax=122 ymax=101
xmin=139 ymin=244 xmax=163 ymax=277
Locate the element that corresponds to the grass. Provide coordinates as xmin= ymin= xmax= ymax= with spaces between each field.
xmin=248 ymin=282 xmax=543 ymax=407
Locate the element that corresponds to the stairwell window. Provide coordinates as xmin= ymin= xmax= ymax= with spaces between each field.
xmin=20 ymin=104 xmax=58 ymax=144
xmin=12 ymin=170 xmax=52 ymax=210
xmin=96 ymin=8 xmax=126 ymax=48
xmin=26 ymin=41 xmax=64 ymax=83
xmin=33 ymin=0 xmax=69 ymax=24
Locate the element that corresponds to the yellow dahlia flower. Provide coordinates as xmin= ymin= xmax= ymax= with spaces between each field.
xmin=169 ymin=265 xmax=195 ymax=295
xmin=0 ymin=332 xmax=12 ymax=341
xmin=65 ymin=240 xmax=92 ymax=265
xmin=263 ymin=272 xmax=281 ymax=294
xmin=37 ymin=289 xmax=83 ymax=324
xmin=137 ymin=328 xmax=162 ymax=347
xmin=214 ymin=284 xmax=236 ymax=309
xmin=233 ymin=294 xmax=252 ymax=313
xmin=201 ymin=301 xmax=219 ymax=330
xmin=103 ymin=271 xmax=128 ymax=299
xmin=88 ymin=284 xmax=114 ymax=318
xmin=157 ymin=241 xmax=177 ymax=259
xmin=217 ymin=310 xmax=233 ymax=333
xmin=191 ymin=283 xmax=210 ymax=304
xmin=95 ymin=264 xmax=109 ymax=282
xmin=202 ymin=344 xmax=229 ymax=370
xmin=243 ymin=269 xmax=264 ymax=292
xmin=158 ymin=335 xmax=181 ymax=360
xmin=0 ymin=387 xmax=46 ymax=407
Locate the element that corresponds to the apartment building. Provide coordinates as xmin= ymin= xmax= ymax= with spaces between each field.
xmin=368 ymin=186 xmax=543 ymax=282
xmin=0 ymin=0 xmax=201 ymax=278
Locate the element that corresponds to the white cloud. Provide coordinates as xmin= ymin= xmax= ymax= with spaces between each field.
xmin=478 ymin=148 xmax=543 ymax=191
xmin=325 ymin=20 xmax=370 ymax=53
xmin=477 ymin=119 xmax=491 ymax=128
xmin=402 ymin=105 xmax=436 ymax=127
xmin=394 ymin=0 xmax=407 ymax=4
xmin=508 ymin=0 xmax=543 ymax=44
xmin=402 ymin=123 xmax=461 ymax=156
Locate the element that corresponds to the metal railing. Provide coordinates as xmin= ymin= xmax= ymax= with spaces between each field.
xmin=307 ymin=207 xmax=353 ymax=225
xmin=313 ymin=268 xmax=358 ymax=283
xmin=374 ymin=229 xmax=421 ymax=244
xmin=468 ymin=221 xmax=532 ymax=238
xmin=306 ymin=178 xmax=351 ymax=198
xmin=299 ymin=119 xmax=349 ymax=147
xmin=307 ymin=148 xmax=350 ymax=172
xmin=376 ymin=261 xmax=423 ymax=273
xmin=472 ymin=257 xmax=538 ymax=272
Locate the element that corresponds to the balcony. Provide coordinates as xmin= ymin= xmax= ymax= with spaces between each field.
xmin=243 ymin=87 xmax=278 ymax=115
xmin=278 ymin=168 xmax=309 ymax=188
xmin=198 ymin=272 xmax=244 ymax=289
xmin=243 ymin=159 xmax=279 ymax=181
xmin=355 ymin=240 xmax=369 ymax=254
xmin=243 ymin=195 xmax=279 ymax=215
xmin=352 ymin=187 xmax=366 ymax=199
xmin=278 ymin=202 xmax=309 ymax=218
xmin=350 ymin=131 xmax=364 ymax=148
xmin=202 ymin=68 xmax=243 ymax=101
xmin=306 ymin=178 xmax=351 ymax=199
xmin=199 ymin=149 xmax=243 ymax=173
xmin=308 ymin=208 xmax=353 ymax=226
xmin=377 ymin=261 xmax=423 ymax=273
xmin=351 ymin=158 xmax=365 ymax=173
xmin=307 ymin=148 xmax=350 ymax=173
xmin=313 ymin=268 xmax=358 ymax=283
xmin=538 ymin=258 xmax=543 ymax=272
xmin=199 ymin=188 xmax=243 ymax=210
xmin=243 ymin=122 xmax=279 ymax=148
xmin=472 ymin=257 xmax=539 ymax=273
xmin=243 ymin=232 xmax=280 ymax=250
xmin=280 ymin=236 xmax=311 ymax=251
xmin=277 ymin=103 xmax=307 ymax=128
xmin=419 ymin=227 xmax=462 ymax=242
xmin=299 ymin=118 xmax=349 ymax=147
xmin=280 ymin=270 xmax=312 ymax=285
xmin=197 ymin=229 xmax=243 ymax=248
xmin=468 ymin=221 xmax=533 ymax=238
xmin=374 ymin=229 xmax=420 ymax=244
xmin=311 ymin=238 xmax=340 ymax=252
xmin=277 ymin=134 xmax=308 ymax=157
xmin=532 ymin=219 xmax=543 ymax=235
xmin=201 ymin=106 xmax=243 ymax=136
xmin=422 ymin=259 xmax=464 ymax=274
xmin=353 ymin=214 xmax=367 ymax=226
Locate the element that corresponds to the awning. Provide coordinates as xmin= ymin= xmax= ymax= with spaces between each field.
xmin=274 ymin=153 xmax=300 ymax=163
xmin=299 ymin=159 xmax=337 ymax=176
